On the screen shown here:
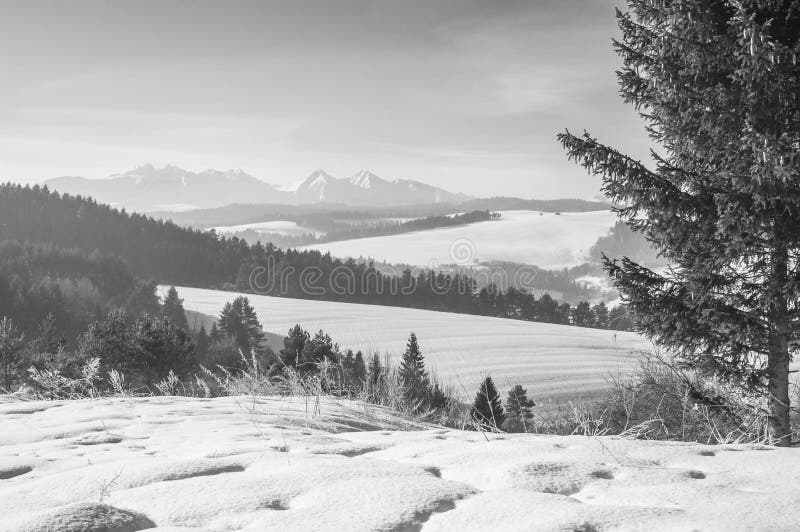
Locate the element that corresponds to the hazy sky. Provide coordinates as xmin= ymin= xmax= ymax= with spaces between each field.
xmin=0 ymin=0 xmax=652 ymax=199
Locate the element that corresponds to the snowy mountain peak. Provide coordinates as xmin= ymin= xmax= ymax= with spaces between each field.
xmin=349 ymin=170 xmax=385 ymax=189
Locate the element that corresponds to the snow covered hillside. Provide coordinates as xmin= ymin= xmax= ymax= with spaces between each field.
xmin=170 ymin=286 xmax=647 ymax=401
xmin=1 ymin=396 xmax=796 ymax=531
xmin=210 ymin=220 xmax=321 ymax=237
xmin=300 ymin=210 xmax=618 ymax=268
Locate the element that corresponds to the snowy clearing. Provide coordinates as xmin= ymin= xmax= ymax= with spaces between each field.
xmin=1 ymin=396 xmax=796 ymax=531
xmin=300 ymin=210 xmax=618 ymax=268
xmin=170 ymin=286 xmax=647 ymax=401
xmin=210 ymin=220 xmax=320 ymax=237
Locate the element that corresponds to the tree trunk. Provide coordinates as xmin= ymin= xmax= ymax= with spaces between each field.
xmin=767 ymin=241 xmax=792 ymax=447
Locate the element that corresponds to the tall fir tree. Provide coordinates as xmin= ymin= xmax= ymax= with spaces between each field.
xmin=218 ymin=296 xmax=266 ymax=356
xmin=209 ymin=322 xmax=223 ymax=343
xmin=195 ymin=325 xmax=208 ymax=358
xmin=398 ymin=332 xmax=429 ymax=407
xmin=592 ymin=302 xmax=610 ymax=329
xmin=367 ymin=353 xmax=384 ymax=397
xmin=161 ymin=286 xmax=189 ymax=331
xmin=503 ymin=384 xmax=535 ymax=433
xmin=559 ymin=1 xmax=800 ymax=446
xmin=471 ymin=376 xmax=505 ymax=430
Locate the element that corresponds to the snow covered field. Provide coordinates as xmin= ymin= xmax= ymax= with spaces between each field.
xmin=171 ymin=286 xmax=647 ymax=401
xmin=210 ymin=220 xmax=320 ymax=237
xmin=300 ymin=210 xmax=618 ymax=268
xmin=1 ymin=396 xmax=796 ymax=531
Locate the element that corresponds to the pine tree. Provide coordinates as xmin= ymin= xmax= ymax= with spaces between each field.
xmin=367 ymin=353 xmax=384 ymax=397
xmin=161 ymin=286 xmax=189 ymax=331
xmin=471 ymin=376 xmax=505 ymax=430
xmin=352 ymin=350 xmax=367 ymax=384
xmin=209 ymin=322 xmax=223 ymax=343
xmin=559 ymin=1 xmax=800 ymax=445
xmin=218 ymin=297 xmax=265 ymax=356
xmin=398 ymin=332 xmax=429 ymax=407
xmin=572 ymin=301 xmax=595 ymax=328
xmin=195 ymin=325 xmax=208 ymax=357
xmin=0 ymin=316 xmax=25 ymax=390
xmin=592 ymin=302 xmax=610 ymax=329
xmin=279 ymin=325 xmax=310 ymax=369
xmin=503 ymin=384 xmax=535 ymax=433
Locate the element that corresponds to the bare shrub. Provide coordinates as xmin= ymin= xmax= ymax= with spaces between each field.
xmin=599 ymin=350 xmax=772 ymax=445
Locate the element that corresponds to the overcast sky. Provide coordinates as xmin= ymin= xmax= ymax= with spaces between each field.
xmin=0 ymin=0 xmax=652 ymax=199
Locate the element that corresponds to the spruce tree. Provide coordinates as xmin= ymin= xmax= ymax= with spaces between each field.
xmin=471 ymin=376 xmax=505 ymax=430
xmin=352 ymin=351 xmax=367 ymax=384
xmin=195 ymin=325 xmax=208 ymax=357
xmin=218 ymin=297 xmax=266 ymax=356
xmin=367 ymin=353 xmax=384 ymax=396
xmin=209 ymin=322 xmax=223 ymax=343
xmin=503 ymin=384 xmax=535 ymax=433
xmin=279 ymin=325 xmax=310 ymax=369
xmin=560 ymin=1 xmax=800 ymax=446
xmin=161 ymin=286 xmax=189 ymax=331
xmin=572 ymin=301 xmax=595 ymax=328
xmin=592 ymin=302 xmax=610 ymax=329
xmin=398 ymin=332 xmax=429 ymax=407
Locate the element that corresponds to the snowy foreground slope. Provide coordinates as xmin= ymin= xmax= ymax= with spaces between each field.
xmin=169 ymin=286 xmax=647 ymax=401
xmin=2 ymin=397 xmax=797 ymax=531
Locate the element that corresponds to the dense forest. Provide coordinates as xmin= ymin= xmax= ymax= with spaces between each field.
xmin=0 ymin=183 xmax=632 ymax=331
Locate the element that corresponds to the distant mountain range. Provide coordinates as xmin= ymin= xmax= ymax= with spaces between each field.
xmin=44 ymin=165 xmax=471 ymax=212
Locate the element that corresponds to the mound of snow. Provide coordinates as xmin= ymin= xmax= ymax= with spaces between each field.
xmin=1 ymin=396 xmax=798 ymax=531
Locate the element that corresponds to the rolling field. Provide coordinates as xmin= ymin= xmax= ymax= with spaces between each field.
xmin=299 ymin=210 xmax=618 ymax=268
xmin=170 ymin=286 xmax=648 ymax=402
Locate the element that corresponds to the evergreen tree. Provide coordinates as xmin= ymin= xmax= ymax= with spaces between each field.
xmin=367 ymin=353 xmax=384 ymax=396
xmin=609 ymin=305 xmax=634 ymax=331
xmin=503 ymin=384 xmax=535 ymax=433
xmin=0 ymin=316 xmax=25 ymax=390
xmin=279 ymin=325 xmax=310 ymax=369
xmin=33 ymin=313 xmax=64 ymax=354
xmin=299 ymin=330 xmax=339 ymax=371
xmin=352 ymin=350 xmax=367 ymax=384
xmin=161 ymin=286 xmax=189 ymax=331
xmin=133 ymin=315 xmax=195 ymax=384
xmin=560 ymin=1 xmax=800 ymax=445
xmin=398 ymin=332 xmax=429 ymax=407
xmin=572 ymin=301 xmax=595 ymax=328
xmin=470 ymin=376 xmax=505 ymax=430
xmin=218 ymin=297 xmax=266 ymax=356
xmin=592 ymin=302 xmax=610 ymax=329
xmin=209 ymin=322 xmax=223 ymax=343
xmin=195 ymin=325 xmax=208 ymax=358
